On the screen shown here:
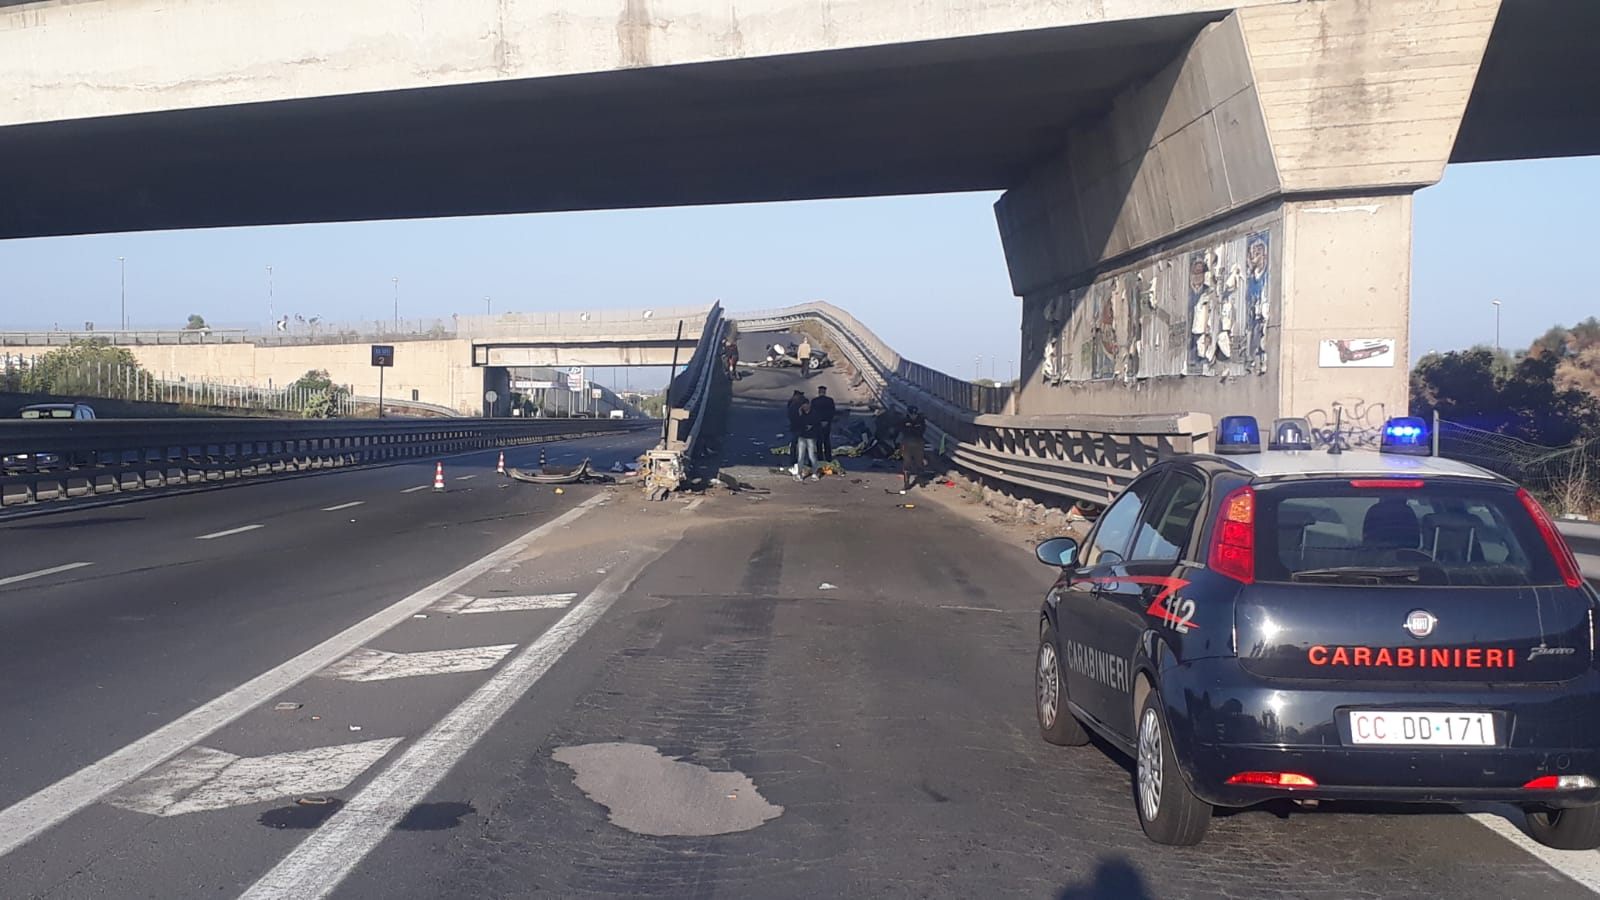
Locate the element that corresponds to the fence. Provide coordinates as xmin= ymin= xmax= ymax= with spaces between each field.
xmin=1 ymin=354 xmax=358 ymax=417
xmin=1437 ymin=418 xmax=1599 ymax=517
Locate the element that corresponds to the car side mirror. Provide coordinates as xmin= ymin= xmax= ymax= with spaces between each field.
xmin=1035 ymin=536 xmax=1079 ymax=568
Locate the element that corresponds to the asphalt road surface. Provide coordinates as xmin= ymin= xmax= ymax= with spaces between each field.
xmin=2 ymin=373 xmax=1600 ymax=899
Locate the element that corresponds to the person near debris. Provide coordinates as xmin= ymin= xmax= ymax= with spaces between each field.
xmin=797 ymin=338 xmax=812 ymax=377
xmin=872 ymin=405 xmax=900 ymax=459
xmin=898 ymin=404 xmax=928 ymax=492
xmin=795 ymin=401 xmax=822 ymax=481
xmin=723 ymin=338 xmax=739 ymax=379
xmin=811 ymin=385 xmax=837 ymax=462
xmin=786 ymin=389 xmax=807 ymax=474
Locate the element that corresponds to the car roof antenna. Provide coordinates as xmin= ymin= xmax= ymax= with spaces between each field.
xmin=1326 ymin=405 xmax=1348 ymax=455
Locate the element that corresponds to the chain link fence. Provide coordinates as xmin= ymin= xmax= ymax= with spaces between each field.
xmin=1437 ymin=418 xmax=1598 ymax=517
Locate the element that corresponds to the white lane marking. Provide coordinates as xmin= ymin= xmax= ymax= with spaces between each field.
xmin=683 ymin=498 xmax=705 ymax=513
xmin=322 ymin=501 xmax=365 ymax=512
xmin=400 ymin=485 xmax=430 ymax=494
xmin=938 ymin=605 xmax=1005 ymax=613
xmin=454 ymin=474 xmax=478 ymax=481
xmin=1471 ymin=812 xmax=1600 ymax=892
xmin=195 ymin=524 xmax=264 ymax=541
xmin=107 ymin=738 xmax=402 ymax=817
xmin=0 ymin=493 xmax=608 ymax=860
xmin=434 ymin=593 xmax=577 ymax=614
xmin=240 ymin=544 xmax=668 ymax=900
xmin=0 ymin=562 xmax=94 ymax=588
xmin=319 ymin=645 xmax=517 ymax=682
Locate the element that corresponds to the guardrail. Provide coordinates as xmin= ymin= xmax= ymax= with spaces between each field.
xmin=0 ymin=417 xmax=655 ymax=508
xmin=666 ymin=303 xmax=727 ymax=460
xmin=734 ymin=302 xmax=1211 ymax=504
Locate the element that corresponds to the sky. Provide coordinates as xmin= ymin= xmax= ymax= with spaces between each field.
xmin=0 ymin=155 xmax=1595 ymax=379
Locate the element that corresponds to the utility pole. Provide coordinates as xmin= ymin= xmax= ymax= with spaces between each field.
xmin=117 ymin=256 xmax=127 ymax=330
xmin=1492 ymin=298 xmax=1502 ymax=356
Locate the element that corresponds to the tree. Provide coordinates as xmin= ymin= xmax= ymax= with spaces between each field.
xmin=288 ymin=369 xmax=348 ymax=418
xmin=19 ymin=339 xmax=146 ymax=398
xmin=1411 ymin=348 xmax=1600 ymax=446
xmin=185 ymin=314 xmax=208 ymax=330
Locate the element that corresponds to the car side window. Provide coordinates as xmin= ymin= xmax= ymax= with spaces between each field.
xmin=1084 ymin=472 xmax=1163 ymax=567
xmin=1130 ymin=471 xmax=1206 ymax=563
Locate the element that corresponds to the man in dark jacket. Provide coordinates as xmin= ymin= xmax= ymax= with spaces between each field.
xmin=811 ymin=386 xmax=837 ymax=462
xmin=899 ymin=405 xmax=927 ymax=492
xmin=786 ymin=390 xmax=807 ymax=473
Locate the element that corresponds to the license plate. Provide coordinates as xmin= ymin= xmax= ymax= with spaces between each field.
xmin=1348 ymin=711 xmax=1495 ymax=746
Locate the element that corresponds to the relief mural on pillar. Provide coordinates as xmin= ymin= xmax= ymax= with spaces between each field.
xmin=1039 ymin=224 xmax=1275 ymax=385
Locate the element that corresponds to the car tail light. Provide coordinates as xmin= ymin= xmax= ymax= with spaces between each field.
xmin=1226 ymin=771 xmax=1317 ymax=788
xmin=1349 ymin=479 xmax=1424 ymax=489
xmin=1518 ymin=488 xmax=1584 ymax=589
xmin=1524 ymin=775 xmax=1597 ymax=790
xmin=1208 ymin=485 xmax=1255 ymax=584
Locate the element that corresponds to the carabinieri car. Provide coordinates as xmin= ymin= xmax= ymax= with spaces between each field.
xmin=1033 ymin=415 xmax=1600 ymax=848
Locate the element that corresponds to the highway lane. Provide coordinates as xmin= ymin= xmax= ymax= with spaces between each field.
xmin=0 ymin=429 xmax=657 ymax=813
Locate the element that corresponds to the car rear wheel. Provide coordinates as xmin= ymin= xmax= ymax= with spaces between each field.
xmin=1525 ymin=804 xmax=1600 ymax=850
xmin=1036 ymin=622 xmax=1089 ymax=746
xmin=1134 ymin=688 xmax=1211 ymax=846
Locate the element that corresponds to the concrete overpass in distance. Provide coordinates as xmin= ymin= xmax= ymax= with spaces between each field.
xmin=0 ymin=305 xmax=710 ymax=417
xmin=3 ymin=0 xmax=1597 ymax=432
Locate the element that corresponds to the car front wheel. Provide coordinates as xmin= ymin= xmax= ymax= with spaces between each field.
xmin=1525 ymin=804 xmax=1600 ymax=850
xmin=1036 ymin=622 xmax=1089 ymax=746
xmin=1134 ymin=688 xmax=1212 ymax=846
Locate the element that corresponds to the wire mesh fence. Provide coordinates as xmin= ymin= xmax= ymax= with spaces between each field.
xmin=1437 ymin=418 xmax=1599 ymax=517
xmin=0 ymin=354 xmax=357 ymax=417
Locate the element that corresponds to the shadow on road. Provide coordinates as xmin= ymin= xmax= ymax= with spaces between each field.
xmin=1057 ymin=858 xmax=1153 ymax=900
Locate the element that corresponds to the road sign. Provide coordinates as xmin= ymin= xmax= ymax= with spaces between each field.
xmin=484 ymin=390 xmax=499 ymax=404
xmin=370 ymin=345 xmax=395 ymax=367
xmin=590 ymin=388 xmax=602 ymax=399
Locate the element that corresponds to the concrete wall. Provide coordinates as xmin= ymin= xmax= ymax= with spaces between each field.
xmin=997 ymin=0 xmax=1499 ymax=430
xmin=127 ymin=340 xmax=483 ymax=415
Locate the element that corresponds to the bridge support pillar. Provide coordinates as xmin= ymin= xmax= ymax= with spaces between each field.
xmin=995 ymin=0 xmax=1500 ymax=439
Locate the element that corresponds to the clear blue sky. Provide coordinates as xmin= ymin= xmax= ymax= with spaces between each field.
xmin=0 ymin=156 xmax=1594 ymax=377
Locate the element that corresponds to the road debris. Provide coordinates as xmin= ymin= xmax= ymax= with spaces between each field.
xmin=273 ymin=702 xmax=302 ymax=712
xmin=818 ymin=583 xmax=838 ymax=591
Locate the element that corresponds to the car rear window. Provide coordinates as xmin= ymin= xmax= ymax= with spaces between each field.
xmin=1254 ymin=481 xmax=1563 ymax=586
xmin=20 ymin=408 xmax=72 ymax=419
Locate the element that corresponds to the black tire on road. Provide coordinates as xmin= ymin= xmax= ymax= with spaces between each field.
xmin=1134 ymin=687 xmax=1212 ymax=846
xmin=1036 ymin=621 xmax=1090 ymax=747
xmin=1525 ymin=804 xmax=1600 ymax=850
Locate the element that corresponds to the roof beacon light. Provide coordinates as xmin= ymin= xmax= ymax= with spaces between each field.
xmin=1269 ymin=417 xmax=1314 ymax=451
xmin=1380 ymin=416 xmax=1431 ymax=456
xmin=1216 ymin=416 xmax=1261 ymax=455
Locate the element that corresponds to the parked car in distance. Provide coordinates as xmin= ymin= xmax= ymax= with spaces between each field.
xmin=3 ymin=403 xmax=98 ymax=470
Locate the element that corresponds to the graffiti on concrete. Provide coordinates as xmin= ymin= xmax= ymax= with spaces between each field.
xmin=1042 ymin=222 xmax=1275 ymax=385
xmin=1304 ymin=399 xmax=1389 ymax=449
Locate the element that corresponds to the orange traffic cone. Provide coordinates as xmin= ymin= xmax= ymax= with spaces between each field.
xmin=497 ymin=451 xmax=506 ymax=476
xmin=433 ymin=461 xmax=445 ymax=491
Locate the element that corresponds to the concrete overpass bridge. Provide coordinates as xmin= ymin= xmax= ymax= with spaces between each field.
xmin=3 ymin=0 xmax=1597 ymax=433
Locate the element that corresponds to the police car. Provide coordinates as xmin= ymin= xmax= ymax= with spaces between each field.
xmin=1033 ymin=415 xmax=1599 ymax=848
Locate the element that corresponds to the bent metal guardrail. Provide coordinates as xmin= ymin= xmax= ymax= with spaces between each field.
xmin=0 ymin=417 xmax=655 ymax=508
xmin=734 ymin=301 xmax=1212 ymax=505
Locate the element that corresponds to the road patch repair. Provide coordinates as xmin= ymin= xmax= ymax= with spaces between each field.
xmin=552 ymin=742 xmax=782 ymax=837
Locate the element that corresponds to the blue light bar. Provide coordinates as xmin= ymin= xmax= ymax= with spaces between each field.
xmin=1380 ymin=416 xmax=1431 ymax=456
xmin=1216 ymin=415 xmax=1261 ymax=455
xmin=1269 ymin=417 xmax=1314 ymax=451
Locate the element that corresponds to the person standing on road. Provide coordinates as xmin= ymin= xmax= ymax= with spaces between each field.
xmin=811 ymin=385 xmax=836 ymax=462
xmin=786 ymin=389 xmax=807 ymax=474
xmin=797 ymin=338 xmax=813 ymax=377
xmin=898 ymin=405 xmax=927 ymax=493
xmin=723 ymin=338 xmax=739 ymax=379
xmin=794 ymin=401 xmax=822 ymax=481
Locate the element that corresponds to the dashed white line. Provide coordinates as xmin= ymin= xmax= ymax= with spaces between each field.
xmin=194 ymin=524 xmax=264 ymax=541
xmin=683 ymin=498 xmax=705 ymax=513
xmin=938 ymin=605 xmax=1005 ymax=613
xmin=322 ymin=501 xmax=365 ymax=512
xmin=0 ymin=493 xmax=609 ymax=860
xmin=0 ymin=562 xmax=94 ymax=588
xmin=400 ymin=485 xmax=430 ymax=494
xmin=240 ymin=541 xmax=671 ymax=900
xmin=454 ymin=474 xmax=478 ymax=481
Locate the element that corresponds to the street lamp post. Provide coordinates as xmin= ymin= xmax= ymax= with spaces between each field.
xmin=392 ymin=276 xmax=399 ymax=332
xmin=1492 ymin=299 xmax=1502 ymax=355
xmin=484 ymin=295 xmax=491 ymax=316
xmin=117 ymin=256 xmax=126 ymax=330
xmin=266 ymin=265 xmax=274 ymax=328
